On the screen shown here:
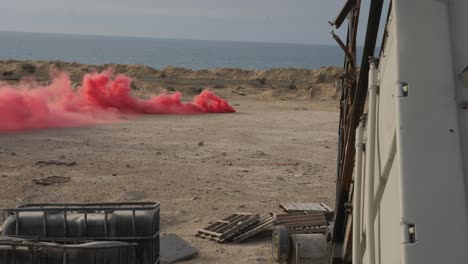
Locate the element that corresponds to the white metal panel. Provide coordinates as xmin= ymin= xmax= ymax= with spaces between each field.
xmin=359 ymin=10 xmax=403 ymax=264
xmin=393 ymin=0 xmax=468 ymax=263
xmin=448 ymin=0 xmax=468 ymax=202
xmin=374 ymin=14 xmax=402 ymax=264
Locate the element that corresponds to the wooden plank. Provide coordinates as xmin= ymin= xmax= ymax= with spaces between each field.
xmin=280 ymin=202 xmax=333 ymax=213
xmin=282 ymin=220 xmax=327 ymax=229
xmin=288 ymin=227 xmax=327 ymax=234
xmin=232 ymin=216 xmax=275 ymax=243
xmin=219 ymin=215 xmax=259 ymax=242
xmin=320 ymin=203 xmax=333 ymax=212
xmin=279 ymin=203 xmax=334 ymax=221
xmin=276 ymin=214 xmax=324 ymax=220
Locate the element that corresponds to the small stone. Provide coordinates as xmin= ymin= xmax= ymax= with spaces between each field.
xmin=221 ymin=152 xmax=227 ymax=156
xmin=190 ymin=196 xmax=199 ymax=201
xmin=238 ymin=205 xmax=245 ymax=208
xmin=112 ymin=173 xmax=117 ymax=176
xmin=198 ymin=141 xmax=204 ymax=146
xmin=59 ymin=155 xmax=66 ymax=159
xmin=277 ymin=176 xmax=284 ymax=181
xmin=125 ymin=164 xmax=131 ymax=168
xmin=10 ymin=152 xmax=16 ymax=156
xmin=190 ymin=87 xmax=202 ymax=93
xmin=238 ymin=169 xmax=250 ymax=172
xmin=156 ymin=151 xmax=162 ymax=155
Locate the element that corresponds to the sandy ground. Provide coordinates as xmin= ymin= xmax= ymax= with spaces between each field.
xmin=0 ymin=95 xmax=338 ymax=263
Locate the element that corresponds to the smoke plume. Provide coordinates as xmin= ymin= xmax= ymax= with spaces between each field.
xmin=0 ymin=70 xmax=235 ymax=132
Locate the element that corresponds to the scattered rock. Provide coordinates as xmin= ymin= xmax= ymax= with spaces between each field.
xmin=277 ymin=176 xmax=284 ymax=181
xmin=33 ymin=176 xmax=70 ymax=186
xmin=59 ymin=155 xmax=66 ymax=160
xmin=255 ymin=150 xmax=265 ymax=156
xmin=156 ymin=151 xmax=162 ymax=155
xmin=190 ymin=87 xmax=202 ymax=94
xmin=125 ymin=164 xmax=131 ymax=168
xmin=198 ymin=141 xmax=204 ymax=146
xmin=221 ymin=152 xmax=227 ymax=156
xmin=238 ymin=169 xmax=250 ymax=172
xmin=234 ymin=90 xmax=246 ymax=96
xmin=190 ymin=196 xmax=199 ymax=201
xmin=35 ymin=160 xmax=76 ymax=167
xmin=10 ymin=152 xmax=16 ymax=156
xmin=112 ymin=173 xmax=117 ymax=176
xmin=249 ymin=257 xmax=267 ymax=262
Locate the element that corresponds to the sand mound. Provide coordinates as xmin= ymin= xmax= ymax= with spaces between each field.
xmin=0 ymin=60 xmax=342 ymax=103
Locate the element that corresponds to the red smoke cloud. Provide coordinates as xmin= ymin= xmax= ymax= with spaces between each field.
xmin=0 ymin=70 xmax=235 ymax=132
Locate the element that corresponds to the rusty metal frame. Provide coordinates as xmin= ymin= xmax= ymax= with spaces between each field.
xmin=330 ymin=0 xmax=387 ymax=262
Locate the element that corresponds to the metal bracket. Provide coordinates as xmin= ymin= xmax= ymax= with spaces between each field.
xmin=395 ymin=82 xmax=409 ymax=97
xmin=401 ymin=221 xmax=416 ymax=244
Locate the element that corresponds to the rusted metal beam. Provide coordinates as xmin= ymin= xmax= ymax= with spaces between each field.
xmin=329 ymin=0 xmax=357 ymax=28
xmin=331 ymin=31 xmax=355 ymax=68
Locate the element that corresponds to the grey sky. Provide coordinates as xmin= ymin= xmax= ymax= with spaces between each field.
xmin=0 ymin=0 xmax=373 ymax=45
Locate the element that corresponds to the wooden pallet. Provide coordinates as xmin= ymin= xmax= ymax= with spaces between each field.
xmin=196 ymin=213 xmax=259 ymax=243
xmin=272 ymin=211 xmax=328 ymax=234
xmin=279 ymin=202 xmax=334 ymax=220
xmin=232 ymin=214 xmax=275 ymax=243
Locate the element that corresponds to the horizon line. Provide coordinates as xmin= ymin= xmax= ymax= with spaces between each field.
xmin=0 ymin=29 xmax=341 ymax=47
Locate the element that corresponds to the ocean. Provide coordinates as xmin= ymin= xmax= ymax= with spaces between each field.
xmin=0 ymin=31 xmax=345 ymax=70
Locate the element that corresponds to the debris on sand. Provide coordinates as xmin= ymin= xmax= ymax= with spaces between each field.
xmin=232 ymin=214 xmax=275 ymax=243
xmin=35 ymin=160 xmax=77 ymax=167
xmin=196 ymin=202 xmax=334 ymax=244
xmin=197 ymin=141 xmax=204 ymax=146
xmin=196 ymin=213 xmax=260 ymax=243
xmin=32 ymin=176 xmax=70 ymax=186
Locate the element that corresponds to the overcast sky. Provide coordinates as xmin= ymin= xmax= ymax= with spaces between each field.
xmin=0 ymin=0 xmax=374 ymax=45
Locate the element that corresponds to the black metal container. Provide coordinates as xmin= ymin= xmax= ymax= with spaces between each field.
xmin=0 ymin=237 xmax=137 ymax=264
xmin=1 ymin=202 xmax=160 ymax=264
